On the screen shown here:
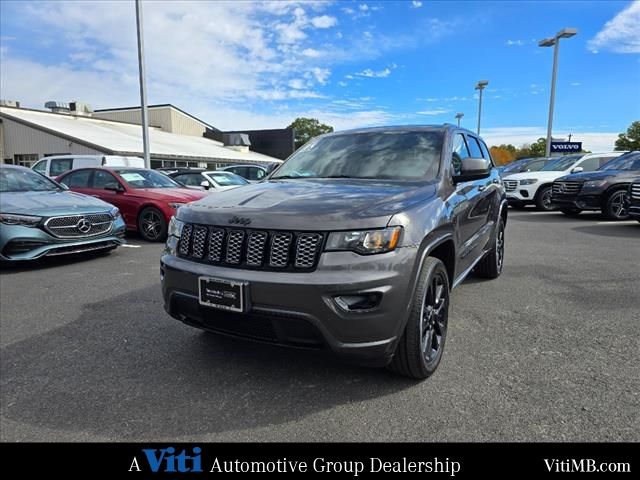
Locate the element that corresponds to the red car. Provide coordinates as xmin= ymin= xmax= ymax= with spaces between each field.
xmin=56 ymin=167 xmax=207 ymax=241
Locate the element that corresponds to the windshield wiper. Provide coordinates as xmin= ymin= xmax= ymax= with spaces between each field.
xmin=270 ymin=175 xmax=306 ymax=180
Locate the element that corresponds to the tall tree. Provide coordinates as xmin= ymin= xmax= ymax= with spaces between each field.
xmin=614 ymin=121 xmax=640 ymax=151
xmin=287 ymin=117 xmax=334 ymax=149
xmin=489 ymin=146 xmax=516 ymax=165
xmin=528 ymin=137 xmax=547 ymax=158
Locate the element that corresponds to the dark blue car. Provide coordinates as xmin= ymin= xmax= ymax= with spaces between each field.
xmin=0 ymin=164 xmax=126 ymax=262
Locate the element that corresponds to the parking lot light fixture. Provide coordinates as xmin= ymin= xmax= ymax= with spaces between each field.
xmin=475 ymin=80 xmax=489 ymax=135
xmin=455 ymin=112 xmax=464 ymax=127
xmin=539 ymin=27 xmax=578 ymax=157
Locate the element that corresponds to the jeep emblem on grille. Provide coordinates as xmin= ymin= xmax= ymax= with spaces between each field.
xmin=76 ymin=217 xmax=92 ymax=233
xmin=228 ymin=216 xmax=251 ymax=226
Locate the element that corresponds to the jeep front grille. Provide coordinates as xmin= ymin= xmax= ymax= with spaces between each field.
xmin=552 ymin=181 xmax=583 ymax=196
xmin=44 ymin=213 xmax=113 ymax=239
xmin=178 ymin=224 xmax=324 ymax=271
xmin=503 ymin=180 xmax=518 ymax=192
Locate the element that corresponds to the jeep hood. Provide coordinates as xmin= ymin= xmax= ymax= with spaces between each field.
xmin=179 ymin=179 xmax=437 ymax=230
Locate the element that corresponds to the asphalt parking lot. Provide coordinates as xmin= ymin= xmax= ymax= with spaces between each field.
xmin=1 ymin=210 xmax=638 ymax=442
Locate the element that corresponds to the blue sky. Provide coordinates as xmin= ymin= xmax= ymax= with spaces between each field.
xmin=1 ymin=0 xmax=639 ymax=150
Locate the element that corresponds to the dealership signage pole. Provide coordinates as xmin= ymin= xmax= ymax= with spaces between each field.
xmin=455 ymin=112 xmax=464 ymax=127
xmin=135 ymin=0 xmax=151 ymax=169
xmin=475 ymin=80 xmax=488 ymax=135
xmin=539 ymin=28 xmax=577 ymax=157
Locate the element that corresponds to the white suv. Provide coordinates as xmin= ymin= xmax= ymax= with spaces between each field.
xmin=503 ymin=152 xmax=625 ymax=210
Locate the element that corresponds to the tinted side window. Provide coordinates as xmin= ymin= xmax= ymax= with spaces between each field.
xmin=93 ymin=170 xmax=119 ymax=189
xmin=578 ymin=157 xmax=603 ymax=172
xmin=466 ymin=135 xmax=484 ymax=159
xmin=63 ymin=170 xmax=91 ymax=188
xmin=50 ymin=158 xmax=73 ymax=176
xmin=451 ymin=134 xmax=470 ymax=175
xmin=33 ymin=160 xmax=47 ymax=174
xmin=179 ymin=173 xmax=204 ymax=186
xmin=254 ymin=168 xmax=265 ymax=180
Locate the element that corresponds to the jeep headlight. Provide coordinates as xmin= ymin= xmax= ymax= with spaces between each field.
xmin=326 ymin=226 xmax=402 ymax=255
xmin=519 ymin=179 xmax=538 ymax=185
xmin=167 ymin=216 xmax=184 ymax=238
xmin=0 ymin=213 xmax=42 ymax=227
xmin=584 ymin=180 xmax=607 ymax=189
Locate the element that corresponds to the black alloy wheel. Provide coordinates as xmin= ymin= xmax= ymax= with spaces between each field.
xmin=138 ymin=207 xmax=168 ymax=242
xmin=420 ymin=271 xmax=449 ymax=366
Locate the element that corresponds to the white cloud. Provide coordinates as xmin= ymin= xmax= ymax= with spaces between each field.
xmin=354 ymin=67 xmax=391 ymax=78
xmin=570 ymin=82 xmax=581 ymax=86
xmin=416 ymin=109 xmax=450 ymax=115
xmin=588 ymin=1 xmax=640 ymax=53
xmin=288 ymin=79 xmax=306 ymax=90
xmin=411 ymin=1 xmax=423 ymax=8
xmin=359 ymin=4 xmax=370 ymax=12
xmin=310 ymin=15 xmax=337 ymax=28
xmin=506 ymin=39 xmax=523 ymax=46
xmin=309 ymin=67 xmax=331 ymax=85
xmin=301 ymin=48 xmax=323 ymax=58
xmin=338 ymin=81 xmax=348 ymax=87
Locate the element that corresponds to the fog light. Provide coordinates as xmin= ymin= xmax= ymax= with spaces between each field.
xmin=519 ymin=190 xmax=529 ymax=198
xmin=335 ymin=293 xmax=382 ymax=311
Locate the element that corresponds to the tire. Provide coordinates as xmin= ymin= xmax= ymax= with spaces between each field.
xmin=138 ymin=207 xmax=168 ymax=242
xmin=535 ymin=185 xmax=555 ymax=211
xmin=560 ymin=208 xmax=582 ymax=216
xmin=475 ymin=217 xmax=505 ymax=279
xmin=602 ymin=189 xmax=630 ymax=220
xmin=388 ymin=257 xmax=450 ymax=380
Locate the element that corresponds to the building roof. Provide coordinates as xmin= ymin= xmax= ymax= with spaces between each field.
xmin=94 ymin=103 xmax=221 ymax=132
xmin=0 ymin=106 xmax=282 ymax=164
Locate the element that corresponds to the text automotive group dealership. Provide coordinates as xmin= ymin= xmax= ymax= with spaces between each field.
xmin=0 ymin=100 xmax=293 ymax=169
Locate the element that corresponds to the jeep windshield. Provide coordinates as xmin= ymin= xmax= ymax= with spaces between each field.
xmin=271 ymin=131 xmax=443 ymax=180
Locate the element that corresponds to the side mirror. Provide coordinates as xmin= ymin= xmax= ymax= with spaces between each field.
xmin=200 ymin=180 xmax=211 ymax=190
xmin=104 ymin=183 xmax=124 ymax=192
xmin=571 ymin=166 xmax=584 ymax=173
xmin=453 ymin=157 xmax=492 ymax=183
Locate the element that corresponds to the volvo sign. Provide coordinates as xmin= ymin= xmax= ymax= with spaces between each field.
xmin=551 ymin=141 xmax=582 ymax=153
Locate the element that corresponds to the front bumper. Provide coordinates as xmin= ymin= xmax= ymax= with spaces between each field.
xmin=505 ymin=183 xmax=538 ymax=205
xmin=161 ymin=247 xmax=419 ymax=366
xmin=629 ymin=201 xmax=640 ymax=220
xmin=551 ymin=194 xmax=602 ymax=211
xmin=0 ymin=217 xmax=126 ymax=262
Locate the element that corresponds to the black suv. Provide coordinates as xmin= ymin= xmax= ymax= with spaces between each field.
xmin=552 ymin=151 xmax=640 ymax=219
xmin=161 ymin=126 xmax=507 ymax=379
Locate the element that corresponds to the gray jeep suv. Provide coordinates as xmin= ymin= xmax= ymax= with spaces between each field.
xmin=161 ymin=125 xmax=507 ymax=379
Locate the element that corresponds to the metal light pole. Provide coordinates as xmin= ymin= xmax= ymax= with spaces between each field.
xmin=475 ymin=80 xmax=488 ymax=135
xmin=135 ymin=0 xmax=151 ymax=169
xmin=455 ymin=112 xmax=464 ymax=127
xmin=539 ymin=28 xmax=577 ymax=157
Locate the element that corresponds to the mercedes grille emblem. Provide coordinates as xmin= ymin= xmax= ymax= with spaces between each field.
xmin=77 ymin=217 xmax=92 ymax=234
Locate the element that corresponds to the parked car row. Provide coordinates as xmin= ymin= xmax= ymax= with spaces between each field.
xmin=502 ymin=151 xmax=640 ymax=220
xmin=0 ymin=165 xmax=125 ymax=262
xmin=0 ymin=154 xmax=274 ymax=262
